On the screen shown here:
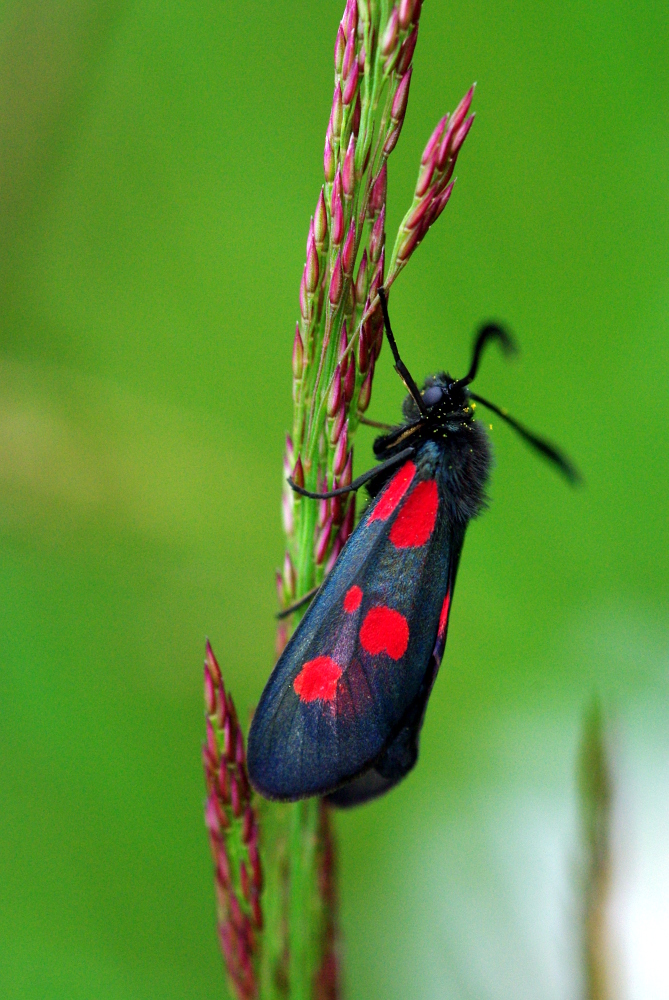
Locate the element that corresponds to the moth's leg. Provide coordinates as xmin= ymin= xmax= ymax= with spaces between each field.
xmin=358 ymin=415 xmax=394 ymax=431
xmin=276 ymin=586 xmax=319 ymax=620
xmin=288 ymin=445 xmax=416 ymax=500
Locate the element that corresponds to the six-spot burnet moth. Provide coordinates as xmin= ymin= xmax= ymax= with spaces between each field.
xmin=247 ymin=288 xmax=579 ymax=808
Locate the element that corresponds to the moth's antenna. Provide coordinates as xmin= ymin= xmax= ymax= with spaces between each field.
xmin=378 ymin=288 xmax=429 ymax=417
xmin=470 ymin=392 xmax=582 ymax=485
xmin=456 ymin=322 xmax=517 ymax=387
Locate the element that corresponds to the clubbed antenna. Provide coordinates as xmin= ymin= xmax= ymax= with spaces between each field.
xmin=470 ymin=392 xmax=582 ymax=484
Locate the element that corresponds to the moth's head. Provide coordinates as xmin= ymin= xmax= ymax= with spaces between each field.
xmin=402 ymin=372 xmax=471 ymax=423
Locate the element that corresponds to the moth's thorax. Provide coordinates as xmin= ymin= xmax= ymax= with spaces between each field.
xmin=373 ymin=372 xmax=492 ymax=523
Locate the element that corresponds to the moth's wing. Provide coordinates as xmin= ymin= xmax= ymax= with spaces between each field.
xmin=327 ymin=524 xmax=464 ymax=808
xmin=248 ymin=457 xmax=457 ymax=801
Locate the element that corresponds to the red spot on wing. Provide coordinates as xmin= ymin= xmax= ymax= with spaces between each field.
xmin=438 ymin=592 xmax=451 ymax=639
xmin=390 ymin=479 xmax=438 ymax=548
xmin=293 ymin=656 xmax=342 ymax=702
xmin=369 ymin=462 xmax=416 ymax=522
xmin=344 ymin=585 xmax=362 ymax=613
xmin=359 ymin=606 xmax=409 ymax=660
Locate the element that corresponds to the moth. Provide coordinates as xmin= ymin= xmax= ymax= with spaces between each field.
xmin=247 ymin=289 xmax=578 ymax=807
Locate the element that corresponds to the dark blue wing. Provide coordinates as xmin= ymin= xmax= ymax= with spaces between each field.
xmin=247 ymin=441 xmax=461 ymax=801
xmin=326 ymin=523 xmax=464 ymax=807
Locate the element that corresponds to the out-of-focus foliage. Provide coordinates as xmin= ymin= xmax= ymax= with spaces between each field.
xmin=0 ymin=2 xmax=667 ymax=998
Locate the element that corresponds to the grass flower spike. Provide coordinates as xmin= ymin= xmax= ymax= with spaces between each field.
xmin=286 ymin=0 xmax=475 ymax=610
xmin=203 ymin=642 xmax=262 ymax=1000
xmin=204 ymin=2 xmax=477 ymax=993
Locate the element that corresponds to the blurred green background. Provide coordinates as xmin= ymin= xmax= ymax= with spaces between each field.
xmin=1 ymin=2 xmax=667 ymax=998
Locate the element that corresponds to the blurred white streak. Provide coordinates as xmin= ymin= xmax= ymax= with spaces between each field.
xmin=405 ymin=688 xmax=668 ymax=999
xmin=611 ymin=721 xmax=669 ymax=1000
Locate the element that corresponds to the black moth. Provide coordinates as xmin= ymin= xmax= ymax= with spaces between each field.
xmin=247 ymin=289 xmax=578 ymax=807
